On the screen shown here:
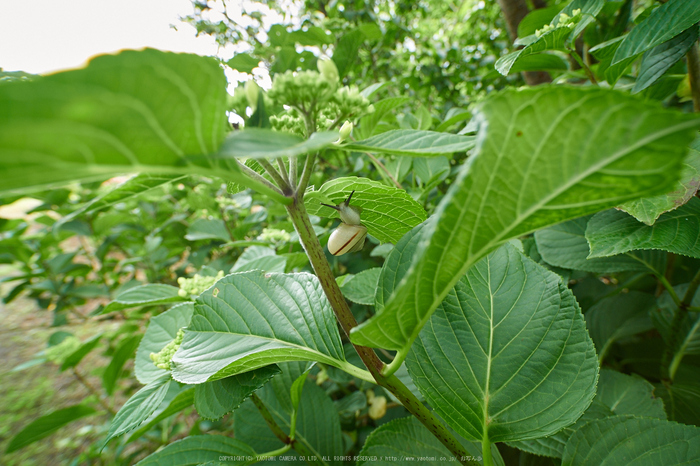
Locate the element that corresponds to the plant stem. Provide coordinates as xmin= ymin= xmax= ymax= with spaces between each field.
xmin=286 ymin=196 xmax=477 ymax=465
xmin=364 ymin=151 xmax=403 ymax=189
xmin=250 ymin=392 xmax=319 ymax=462
xmin=481 ymin=432 xmax=494 ymax=466
xmin=663 ymin=267 xmax=700 ymax=379
xmin=277 ymin=158 xmax=291 ymax=187
xmin=72 ymin=368 xmax=115 ymax=415
xmin=298 ymin=153 xmax=318 ymax=195
xmin=249 ymin=444 xmax=291 ymax=464
xmin=234 ymin=159 xmax=291 ymax=204
xmin=687 ymin=42 xmax=700 ymax=112
xmin=250 ymin=392 xmax=289 ymax=444
xmin=258 ymin=158 xmax=292 ymax=195
xmin=568 ymin=46 xmax=597 ymax=84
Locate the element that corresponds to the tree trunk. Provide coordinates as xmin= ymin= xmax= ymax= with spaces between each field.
xmin=496 ymin=0 xmax=552 ymax=86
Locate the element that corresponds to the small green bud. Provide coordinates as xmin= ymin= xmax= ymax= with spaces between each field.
xmin=338 ymin=121 xmax=353 ymax=141
xmin=245 ymin=80 xmax=260 ymax=108
xmin=317 ymin=58 xmax=339 ymax=84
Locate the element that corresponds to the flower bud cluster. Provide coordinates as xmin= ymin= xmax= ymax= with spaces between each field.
xmin=150 ymin=328 xmax=186 ymax=371
xmin=257 ymin=228 xmax=291 ymax=245
xmin=45 ymin=336 xmax=81 ymax=363
xmin=177 ymin=271 xmax=225 ymax=298
xmin=270 ymin=112 xmax=306 ymax=137
xmin=536 ymin=8 xmax=581 ymax=38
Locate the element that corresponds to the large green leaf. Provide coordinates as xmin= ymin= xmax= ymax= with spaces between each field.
xmin=535 ymin=216 xmax=667 ymax=274
xmin=104 ymin=284 xmax=188 ymax=314
xmin=355 ymin=97 xmax=411 ymax=139
xmin=620 ymin=139 xmax=700 ymax=224
xmin=586 ymin=198 xmax=700 ymax=259
xmin=496 ymin=27 xmax=573 ymax=76
xmin=357 ymin=417 xmax=491 ymax=465
xmin=185 ymin=218 xmax=231 ymax=242
xmin=0 ymin=49 xmax=231 ymax=193
xmin=234 ymin=362 xmax=344 ymax=463
xmin=305 ymin=176 xmax=427 ymax=244
xmin=561 ymin=415 xmax=700 ymax=465
xmin=194 ymin=366 xmax=279 ymax=420
xmin=230 ymin=246 xmax=287 ymax=273
xmin=136 ymin=435 xmax=257 ymax=466
xmin=350 ymin=87 xmax=699 ymax=351
xmin=135 ymin=303 xmax=194 ymax=384
xmin=5 ymin=404 xmax=96 ymax=453
xmin=513 ymin=369 xmax=666 ymax=458
xmin=585 ymin=292 xmax=655 ymax=363
xmin=655 ymin=365 xmax=700 ymax=425
xmin=105 ymin=375 xmax=176 ymax=445
xmin=612 ymin=0 xmax=700 ymax=65
xmin=217 ymin=128 xmax=338 ymax=159
xmin=171 ymin=271 xmax=356 ymax=384
xmin=632 ymin=25 xmax=699 ymax=94
xmin=405 ymin=243 xmax=598 ymax=442
xmin=127 ymin=386 xmax=195 ymax=442
xmin=342 ymin=130 xmax=475 ymax=156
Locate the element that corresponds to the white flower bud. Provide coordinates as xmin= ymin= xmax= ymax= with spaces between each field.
xmin=339 ymin=121 xmax=353 ymax=141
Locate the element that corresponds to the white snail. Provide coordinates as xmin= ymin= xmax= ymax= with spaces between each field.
xmin=321 ymin=190 xmax=367 ymax=256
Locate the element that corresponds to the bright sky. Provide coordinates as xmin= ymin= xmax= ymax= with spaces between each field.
xmin=0 ymin=0 xmax=220 ymax=75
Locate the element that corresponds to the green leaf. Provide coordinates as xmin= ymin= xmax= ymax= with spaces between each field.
xmin=595 ymin=369 xmax=666 ymax=419
xmin=234 ymin=362 xmax=344 ymax=461
xmin=127 ymin=386 xmax=195 ymax=442
xmin=231 ymin=246 xmax=287 ymax=273
xmin=227 ymin=53 xmax=261 ymax=73
xmin=504 ymin=53 xmax=569 ymax=74
xmin=357 ymin=416 xmax=488 ymax=465
xmin=342 ymin=130 xmax=475 ymax=156
xmin=620 ymin=140 xmax=700 ymax=224
xmin=290 ymin=363 xmax=314 ymax=412
xmin=405 ymin=243 xmax=598 ymax=442
xmin=135 ymin=435 xmax=257 ymax=466
xmin=413 ymin=156 xmax=450 ymax=187
xmin=105 ymin=375 xmax=175 ymax=446
xmin=632 ymin=25 xmax=699 ymax=94
xmin=339 ymin=267 xmax=381 ymax=305
xmin=561 ymin=415 xmax=700 ymax=465
xmin=612 ymin=0 xmax=700 ymax=65
xmin=104 ymin=284 xmax=188 ymax=314
xmin=333 ymin=29 xmax=365 ymax=78
xmin=171 ymin=272 xmax=349 ymax=384
xmin=535 ymin=216 xmax=667 ymax=273
xmin=135 ymin=303 xmax=194 ymax=384
xmin=5 ymin=404 xmax=96 ymax=453
xmin=103 ymin=334 xmax=142 ymax=395
xmin=495 ymin=26 xmax=573 ymax=76
xmin=512 ymin=369 xmax=666 ymax=458
xmin=185 ymin=218 xmax=232 ymax=242
xmin=0 ymin=49 xmax=234 ymax=195
xmin=194 ymin=366 xmax=280 ymax=420
xmin=54 ymin=174 xmax=187 ymax=232
xmin=655 ymin=365 xmax=700 ymax=425
xmin=652 ymin=284 xmax=700 ymax=378
xmin=59 ymin=333 xmax=102 ymax=371
xmin=355 ymin=97 xmax=411 ymax=140
xmin=304 ymin=176 xmax=427 ymax=244
xmin=586 ymin=199 xmax=700 ymax=259
xmin=586 ymin=292 xmax=655 ymax=363
xmin=217 ymin=128 xmax=338 ymax=160
xmin=350 ymin=87 xmax=698 ymax=351
xmin=289 ymin=26 xmax=334 ymax=46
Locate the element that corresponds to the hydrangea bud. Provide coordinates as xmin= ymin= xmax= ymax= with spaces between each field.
xmin=245 ymin=80 xmax=260 ymax=108
xmin=317 ymin=58 xmax=339 ymax=84
xmin=338 ymin=121 xmax=353 ymax=142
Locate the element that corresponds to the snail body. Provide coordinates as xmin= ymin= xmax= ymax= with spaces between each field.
xmin=322 ymin=190 xmax=367 ymax=256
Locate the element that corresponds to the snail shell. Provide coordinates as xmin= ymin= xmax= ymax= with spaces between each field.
xmin=322 ymin=190 xmax=367 ymax=256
